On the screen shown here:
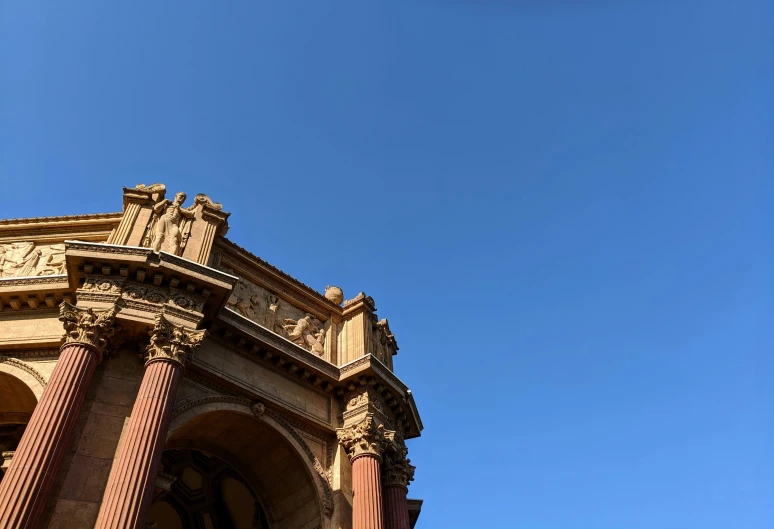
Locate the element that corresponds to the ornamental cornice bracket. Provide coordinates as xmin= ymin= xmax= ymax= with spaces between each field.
xmin=144 ymin=312 xmax=206 ymax=368
xmin=59 ymin=301 xmax=122 ymax=358
xmin=336 ymin=413 xmax=395 ymax=462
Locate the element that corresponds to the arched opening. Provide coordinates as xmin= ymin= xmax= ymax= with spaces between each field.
xmin=0 ymin=372 xmax=37 ymax=480
xmin=154 ymin=409 xmax=323 ymax=529
xmin=149 ymin=448 xmax=270 ymax=529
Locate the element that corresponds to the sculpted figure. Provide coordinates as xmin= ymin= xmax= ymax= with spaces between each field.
xmin=38 ymin=244 xmax=66 ymax=275
xmin=265 ymin=295 xmax=280 ymax=331
xmin=150 ymin=192 xmax=195 ymax=254
xmin=227 ymin=280 xmax=260 ymax=321
xmin=282 ymin=314 xmax=325 ymax=356
xmin=0 ymin=242 xmax=41 ymax=278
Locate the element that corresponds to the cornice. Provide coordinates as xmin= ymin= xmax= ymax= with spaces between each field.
xmin=0 ymin=212 xmax=123 ymax=226
xmin=216 ymin=238 xmax=342 ymax=315
xmin=213 ymin=310 xmax=423 ymax=439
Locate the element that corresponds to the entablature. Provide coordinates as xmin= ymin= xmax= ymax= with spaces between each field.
xmin=208 ymin=308 xmax=422 ymax=439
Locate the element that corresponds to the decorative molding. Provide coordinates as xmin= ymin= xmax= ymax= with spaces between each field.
xmin=0 ymin=356 xmax=47 ymax=387
xmin=170 ymin=395 xmax=251 ymax=421
xmin=0 ymin=350 xmax=59 ymax=360
xmin=59 ymin=301 xmax=121 ymax=354
xmin=340 ymin=355 xmax=371 ymax=374
xmin=336 ymin=413 xmax=395 ymax=462
xmin=64 ymin=241 xmax=152 ymax=257
xmin=145 ymin=314 xmax=205 ymax=367
xmin=0 ymin=275 xmax=69 ymax=287
xmin=0 ymin=212 xmax=122 ymax=226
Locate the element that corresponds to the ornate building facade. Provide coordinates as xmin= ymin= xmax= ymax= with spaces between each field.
xmin=0 ymin=184 xmax=423 ymax=529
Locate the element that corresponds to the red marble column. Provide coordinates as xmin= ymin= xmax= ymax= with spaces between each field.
xmin=383 ymin=486 xmax=410 ymax=529
xmin=0 ymin=303 xmax=118 ymax=528
xmin=95 ymin=314 xmax=204 ymax=529
xmin=381 ymin=444 xmax=415 ymax=529
xmin=353 ymin=454 xmax=385 ymax=529
xmin=337 ymin=413 xmax=395 ymax=529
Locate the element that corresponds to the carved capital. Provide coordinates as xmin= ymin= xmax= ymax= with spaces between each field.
xmin=145 ymin=313 xmax=206 ymax=367
xmin=59 ymin=302 xmax=121 ymax=356
xmin=336 ymin=413 xmax=395 ymax=462
xmin=382 ymin=446 xmax=416 ymax=489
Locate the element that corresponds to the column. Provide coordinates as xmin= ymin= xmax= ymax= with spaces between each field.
xmin=382 ymin=445 xmax=416 ymax=529
xmin=337 ymin=413 xmax=395 ymax=529
xmin=95 ymin=314 xmax=204 ymax=529
xmin=0 ymin=303 xmax=119 ymax=528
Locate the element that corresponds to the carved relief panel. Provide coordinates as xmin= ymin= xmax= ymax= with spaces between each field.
xmin=0 ymin=242 xmax=66 ymax=278
xmin=224 ymin=273 xmax=329 ymax=357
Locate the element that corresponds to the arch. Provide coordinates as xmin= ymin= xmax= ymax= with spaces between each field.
xmin=0 ymin=357 xmax=46 ymax=399
xmin=167 ymin=396 xmax=333 ymax=528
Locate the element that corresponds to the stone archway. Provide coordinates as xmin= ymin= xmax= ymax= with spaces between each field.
xmin=0 ymin=364 xmax=41 ymax=481
xmin=161 ymin=396 xmax=330 ymax=529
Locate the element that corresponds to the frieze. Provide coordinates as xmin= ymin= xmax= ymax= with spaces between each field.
xmin=0 ymin=275 xmax=69 ymax=287
xmin=223 ymin=274 xmax=328 ymax=357
xmin=0 ymin=349 xmax=59 ymax=360
xmin=217 ymin=241 xmax=339 ymax=312
xmin=0 ymin=241 xmax=66 ymax=278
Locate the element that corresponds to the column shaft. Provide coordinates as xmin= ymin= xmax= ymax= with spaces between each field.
xmin=95 ymin=359 xmax=182 ymax=529
xmin=383 ymin=485 xmax=410 ymax=529
xmin=352 ymin=454 xmax=384 ymax=529
xmin=0 ymin=343 xmax=101 ymax=528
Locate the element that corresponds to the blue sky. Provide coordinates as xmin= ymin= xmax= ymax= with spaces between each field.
xmin=2 ymin=1 xmax=772 ymax=527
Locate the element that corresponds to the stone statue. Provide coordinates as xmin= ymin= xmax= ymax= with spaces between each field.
xmin=282 ymin=314 xmax=325 ymax=356
xmin=149 ymin=192 xmax=195 ymax=254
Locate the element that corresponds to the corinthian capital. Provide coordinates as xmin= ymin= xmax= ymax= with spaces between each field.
xmin=145 ymin=313 xmax=206 ymax=367
xmin=382 ymin=446 xmax=416 ymax=489
xmin=336 ymin=413 xmax=395 ymax=462
xmin=59 ymin=302 xmax=121 ymax=355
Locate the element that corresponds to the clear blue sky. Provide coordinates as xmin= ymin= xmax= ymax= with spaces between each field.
xmin=1 ymin=1 xmax=772 ymax=527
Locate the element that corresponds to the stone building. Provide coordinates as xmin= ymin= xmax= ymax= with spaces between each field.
xmin=0 ymin=184 xmax=423 ymax=529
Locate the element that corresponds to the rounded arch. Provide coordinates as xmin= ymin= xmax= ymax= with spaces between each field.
xmin=167 ymin=396 xmax=332 ymax=528
xmin=0 ymin=357 xmax=46 ymax=400
xmin=0 ymin=364 xmax=40 ymax=458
